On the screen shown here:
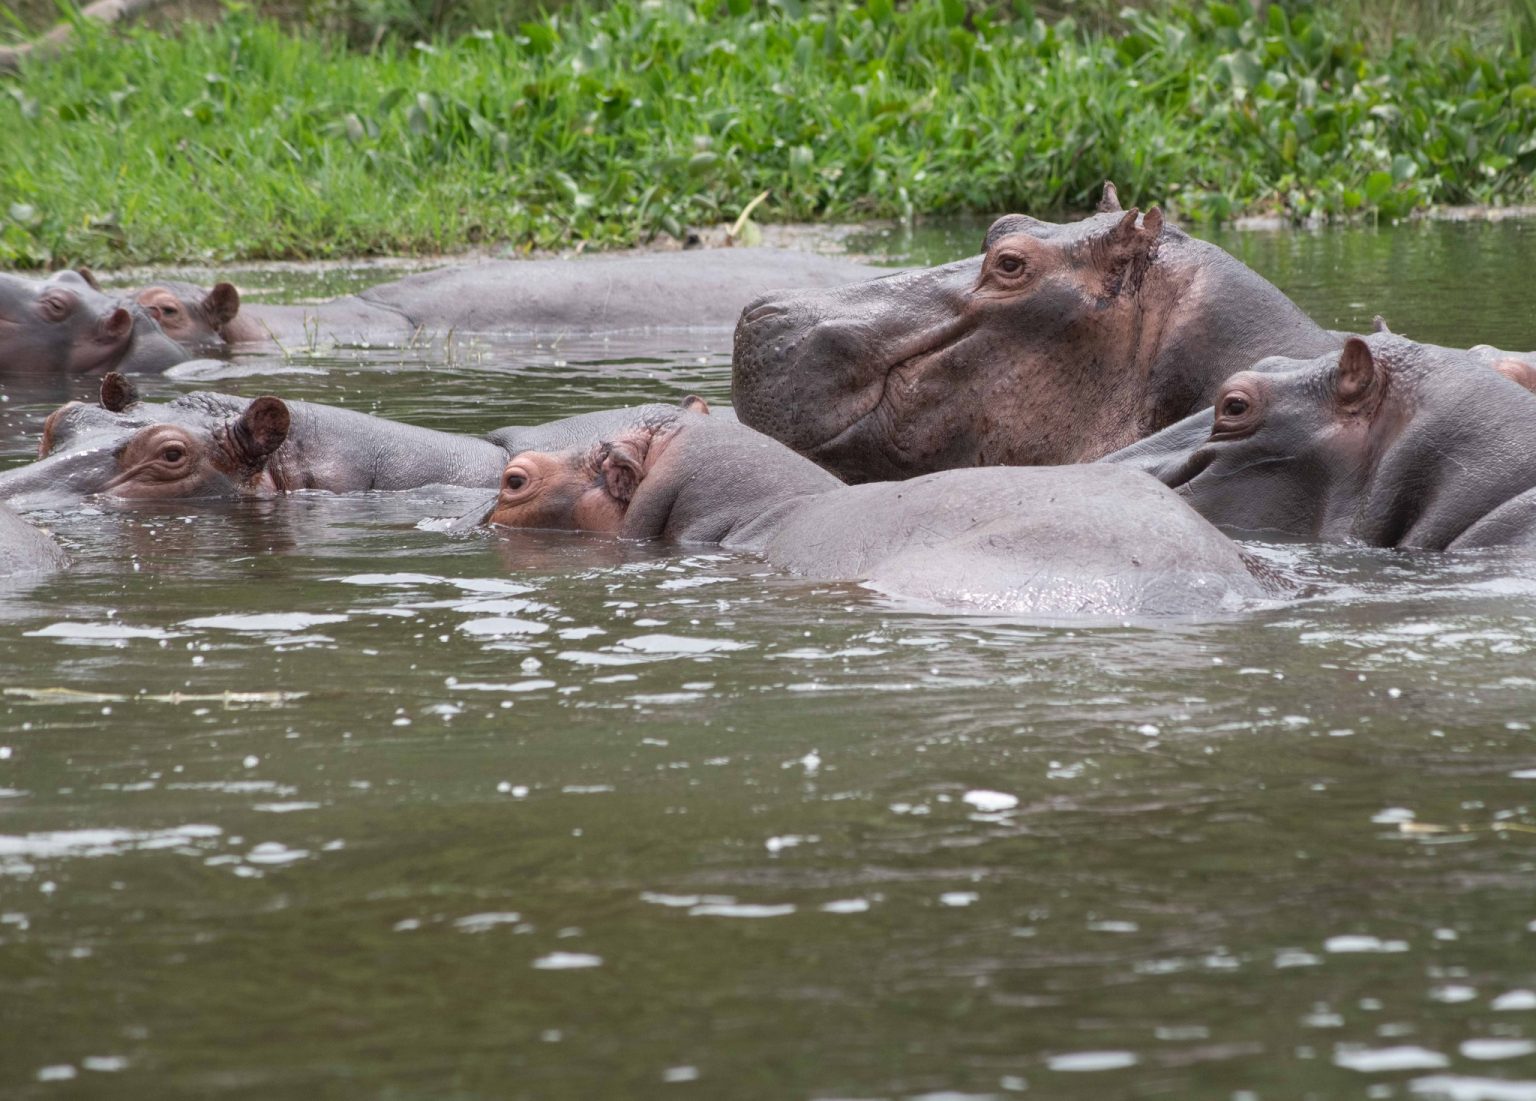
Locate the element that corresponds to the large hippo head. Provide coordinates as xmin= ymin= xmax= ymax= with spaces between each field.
xmin=0 ymin=375 xmax=290 ymax=509
xmin=1106 ymin=334 xmax=1536 ymax=550
xmin=732 ymin=184 xmax=1339 ymax=481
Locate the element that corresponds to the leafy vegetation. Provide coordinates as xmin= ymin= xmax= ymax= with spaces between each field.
xmin=2 ymin=0 xmax=1535 ymax=266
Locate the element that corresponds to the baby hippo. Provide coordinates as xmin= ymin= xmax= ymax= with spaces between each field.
xmin=473 ymin=410 xmax=1270 ymax=617
xmin=1105 ymin=334 xmax=1536 ymax=550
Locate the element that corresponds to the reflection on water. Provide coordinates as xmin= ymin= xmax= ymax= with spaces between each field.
xmin=2 ymin=223 xmax=1536 ymax=1099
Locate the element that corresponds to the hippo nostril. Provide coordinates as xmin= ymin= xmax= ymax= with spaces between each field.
xmin=741 ymin=303 xmax=788 ymax=325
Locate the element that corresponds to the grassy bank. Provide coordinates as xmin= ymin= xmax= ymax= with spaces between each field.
xmin=2 ymin=1 xmax=1536 ymax=266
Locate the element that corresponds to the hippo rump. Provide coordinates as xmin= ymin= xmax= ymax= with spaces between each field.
xmin=123 ymin=249 xmax=888 ymax=352
xmin=0 ymin=502 xmax=67 ymax=577
xmin=1103 ymin=334 xmax=1536 ymax=550
xmin=466 ymin=409 xmax=1270 ymax=618
xmin=0 ymin=270 xmax=186 ymax=388
xmin=0 ymin=374 xmax=716 ymax=509
xmin=731 ymin=183 xmax=1348 ymax=482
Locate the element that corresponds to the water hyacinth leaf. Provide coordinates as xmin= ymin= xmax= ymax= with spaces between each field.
xmin=1364 ymin=171 xmax=1394 ymax=204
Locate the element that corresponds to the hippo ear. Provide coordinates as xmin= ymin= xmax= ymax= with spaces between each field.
xmin=1096 ymin=181 xmax=1122 ymax=213
xmin=1372 ymin=315 xmax=1392 ymax=334
xmin=1335 ymin=338 xmax=1387 ymax=414
xmin=98 ymin=307 xmax=133 ymax=343
xmin=74 ymin=266 xmax=103 ymax=292
xmin=204 ymin=283 xmax=240 ymax=328
xmin=600 ymin=437 xmax=649 ymax=504
xmin=1101 ymin=208 xmax=1162 ymax=296
xmin=100 ymin=372 xmax=139 ymax=412
xmin=679 ymin=394 xmax=710 ymax=415
xmin=1493 ymin=357 xmax=1536 ymax=395
xmin=229 ymin=396 xmax=290 ymax=465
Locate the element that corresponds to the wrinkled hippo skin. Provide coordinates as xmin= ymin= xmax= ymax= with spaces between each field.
xmin=473 ymin=411 xmax=1267 ymax=617
xmin=1103 ymin=334 xmax=1536 ymax=550
xmin=0 ymin=501 xmax=67 ymax=576
xmin=127 ymin=249 xmax=886 ymax=351
xmin=0 ymin=374 xmax=713 ymax=508
xmin=732 ymin=183 xmax=1344 ymax=482
xmin=0 ymin=270 xmax=186 ymax=388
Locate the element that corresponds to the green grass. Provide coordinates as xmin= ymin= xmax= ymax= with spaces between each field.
xmin=3 ymin=0 xmax=1536 ymax=266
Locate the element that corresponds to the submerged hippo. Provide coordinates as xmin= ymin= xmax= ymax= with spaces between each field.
xmin=0 ymin=270 xmax=186 ymax=387
xmin=467 ymin=409 xmax=1269 ymax=617
xmin=0 ymin=502 xmax=67 ymax=577
xmin=0 ymin=374 xmax=716 ymax=508
xmin=121 ymin=249 xmax=887 ymax=351
xmin=732 ymin=183 xmax=1346 ymax=482
xmin=1103 ymin=334 xmax=1536 ymax=550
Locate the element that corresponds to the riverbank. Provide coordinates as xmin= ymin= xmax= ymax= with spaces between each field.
xmin=3 ymin=1 xmax=1535 ymax=267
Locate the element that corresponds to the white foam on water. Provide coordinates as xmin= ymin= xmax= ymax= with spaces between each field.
xmin=1046 ymin=1051 xmax=1139 ymax=1072
xmin=820 ymin=899 xmax=871 ymax=914
xmin=244 ymin=842 xmax=310 ymax=866
xmin=183 ymin=613 xmax=349 ymax=632
xmin=532 ymin=952 xmax=603 ymax=969
xmin=1334 ymin=1045 xmax=1450 ymax=1072
xmin=1462 ymin=1040 xmax=1536 ymax=1061
xmin=451 ymin=579 xmax=535 ymax=595
xmin=0 ymin=825 xmax=223 ymax=875
xmin=688 ymin=902 xmax=795 ymax=919
xmin=616 ymin=634 xmax=753 ymax=654
xmin=1493 ymin=990 xmax=1536 ymax=1011
xmin=1325 ymin=935 xmax=1410 ymax=953
xmin=453 ymin=912 xmax=522 ymax=933
xmin=24 ymin=622 xmax=182 ymax=642
xmin=1410 ymin=1076 xmax=1536 ymax=1100
xmin=450 ymin=679 xmax=557 ymax=693
xmin=457 ymin=617 xmax=550 ymax=637
xmin=334 ymin=573 xmax=444 ymax=586
xmin=963 ymin=789 xmax=1019 ymax=813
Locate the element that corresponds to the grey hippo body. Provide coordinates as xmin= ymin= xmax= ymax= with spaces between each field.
xmin=0 ymin=375 xmax=718 ymax=509
xmin=1103 ymin=334 xmax=1536 ymax=550
xmin=474 ymin=410 xmax=1268 ymax=617
xmin=732 ymin=184 xmax=1347 ymax=482
xmin=128 ymin=249 xmax=887 ymax=352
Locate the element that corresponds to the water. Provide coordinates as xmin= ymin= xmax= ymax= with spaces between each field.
xmin=3 ymin=221 xmax=1536 ymax=1100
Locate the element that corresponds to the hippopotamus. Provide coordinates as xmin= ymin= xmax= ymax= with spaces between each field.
xmin=0 ymin=502 xmax=67 ymax=577
xmin=466 ymin=409 xmax=1270 ymax=617
xmin=1103 ymin=334 xmax=1536 ymax=550
xmin=0 ymin=374 xmax=718 ymax=508
xmin=121 ymin=249 xmax=887 ymax=351
xmin=0 ymin=270 xmax=187 ymax=387
xmin=732 ymin=183 xmax=1347 ymax=482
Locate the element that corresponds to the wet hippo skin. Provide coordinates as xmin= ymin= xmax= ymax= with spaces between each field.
xmin=125 ymin=249 xmax=888 ymax=351
xmin=0 ymin=375 xmax=718 ymax=509
xmin=470 ymin=408 xmax=1270 ymax=618
xmin=731 ymin=182 xmax=1349 ymax=482
xmin=1102 ymin=334 xmax=1536 ymax=550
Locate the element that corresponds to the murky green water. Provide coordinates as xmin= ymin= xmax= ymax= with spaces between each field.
xmin=3 ymin=223 xmax=1536 ymax=1100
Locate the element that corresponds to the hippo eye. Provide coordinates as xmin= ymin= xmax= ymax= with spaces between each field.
xmin=40 ymin=294 xmax=70 ymax=321
xmin=505 ymin=472 xmax=527 ymax=491
xmin=994 ymin=254 xmax=1026 ymax=277
xmin=161 ymin=446 xmax=186 ymax=464
xmin=1220 ymin=395 xmax=1250 ymax=418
